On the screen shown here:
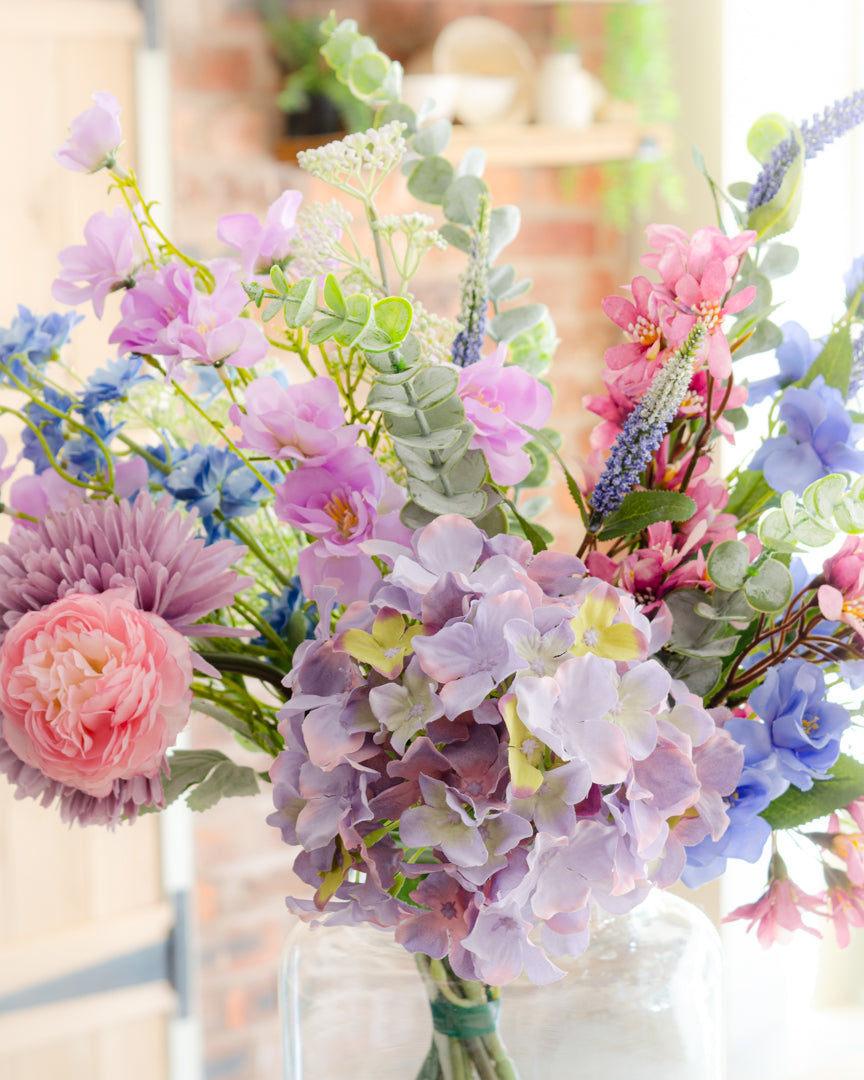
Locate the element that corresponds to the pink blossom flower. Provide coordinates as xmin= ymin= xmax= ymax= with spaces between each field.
xmin=818 ymin=536 xmax=864 ymax=641
xmin=723 ymin=876 xmax=823 ymax=948
xmin=457 ymin=345 xmax=553 ymax=486
xmin=822 ymin=877 xmax=864 ymax=947
xmin=228 ymin=375 xmax=359 ymax=463
xmin=54 ymin=91 xmax=123 ymax=173
xmin=0 ymin=589 xmax=193 ymax=798
xmin=109 ymin=262 xmax=267 ymax=376
xmin=642 ymin=225 xmax=757 ymax=379
xmin=52 ymin=208 xmax=146 ymax=318
xmin=217 ymin=190 xmax=302 ymax=278
xmin=601 ymin=275 xmax=668 ymax=370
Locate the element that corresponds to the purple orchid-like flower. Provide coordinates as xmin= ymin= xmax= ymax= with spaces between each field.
xmin=54 ymin=91 xmax=123 ymax=173
xmin=217 ymin=189 xmax=302 ymax=277
xmin=52 ymin=208 xmax=147 ymax=318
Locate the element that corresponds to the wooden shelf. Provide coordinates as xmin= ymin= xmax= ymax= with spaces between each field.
xmin=446 ymin=122 xmax=672 ymax=168
xmin=276 ymin=123 xmax=671 ymax=169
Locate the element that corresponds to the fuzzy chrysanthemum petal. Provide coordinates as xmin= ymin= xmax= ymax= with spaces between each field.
xmin=0 ymin=491 xmax=252 ymax=641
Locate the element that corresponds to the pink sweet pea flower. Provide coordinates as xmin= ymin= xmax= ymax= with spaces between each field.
xmin=109 ymin=261 xmax=267 ymax=376
xmin=54 ymin=91 xmax=123 ymax=173
xmin=723 ymin=876 xmax=823 ymax=948
xmin=457 ymin=345 xmax=553 ymax=486
xmin=52 ymin=207 xmax=146 ymax=318
xmin=0 ymin=589 xmax=193 ymax=798
xmin=228 ymin=375 xmax=360 ymax=464
xmin=217 ymin=190 xmax=302 ymax=278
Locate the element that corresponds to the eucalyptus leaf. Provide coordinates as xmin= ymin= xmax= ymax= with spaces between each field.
xmin=307 ymin=315 xmax=344 ymax=345
xmin=747 ymin=113 xmax=791 ymax=163
xmin=373 ymin=296 xmax=413 ymax=344
xmin=407 ymin=156 xmax=455 ymax=205
xmin=727 ymin=181 xmax=752 ymax=201
xmin=394 ymin=442 xmax=439 ymax=483
xmin=597 ymin=490 xmax=697 ymax=541
xmin=282 ymin=278 xmax=318 ymax=328
xmin=488 ymin=264 xmax=515 ymax=299
xmin=261 ymin=299 xmax=284 ymax=323
xmin=391 ymin=429 xmax=462 ymax=451
xmin=456 ymin=147 xmax=486 ymax=178
xmin=731 ymin=317 xmax=783 ymax=359
xmin=743 ymin=558 xmax=794 ymax=613
xmin=323 ymin=274 xmax=346 ymax=317
xmin=412 ymin=365 xmax=459 ymax=408
xmin=348 ymin=51 xmax=390 ymax=99
xmin=399 ymin=500 xmax=437 ymax=529
xmin=489 ymin=304 xmax=546 ymax=343
xmin=333 ymin=293 xmax=371 ymax=346
xmin=497 ymin=278 xmax=532 ymax=304
xmin=439 ymin=224 xmax=472 ymax=254
xmin=407 ymin=479 xmax=487 ymax=517
xmin=761 ymin=753 xmax=864 ymax=830
xmin=412 ymin=119 xmax=451 ymax=157
xmin=442 ymin=175 xmax=489 ymax=226
xmin=488 ymin=206 xmax=521 ymax=262
xmin=444 ymin=449 xmax=488 ymax=494
xmin=760 ymin=243 xmax=799 ymax=280
xmin=375 ymin=101 xmax=417 ymax=134
xmin=707 ymin=540 xmax=751 ymax=592
xmin=669 ymin=636 xmax=740 ymax=659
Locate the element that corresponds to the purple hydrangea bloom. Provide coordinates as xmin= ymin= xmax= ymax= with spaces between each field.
xmin=749 ymin=658 xmax=850 ymax=790
xmin=746 ymin=321 xmax=821 ymax=405
xmin=749 ymin=375 xmax=864 ymax=494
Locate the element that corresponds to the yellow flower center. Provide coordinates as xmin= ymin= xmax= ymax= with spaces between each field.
xmin=325 ymin=494 xmax=358 ymax=539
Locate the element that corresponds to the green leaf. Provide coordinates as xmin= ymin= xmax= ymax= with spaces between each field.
xmin=746 ymin=125 xmax=804 ymax=241
xmin=518 ymin=442 xmax=550 ymax=489
xmin=760 ymin=243 xmax=799 ymax=280
xmin=731 ymin=317 xmax=783 ymax=359
xmin=407 ymin=156 xmax=454 ymax=205
xmin=456 ymin=147 xmax=486 ymax=178
xmin=801 ymin=324 xmax=852 ymax=396
xmin=399 ymin=500 xmax=437 ymax=530
xmin=668 ymin=636 xmax=740 ymax=659
xmin=488 ymin=205 xmax=520 ymax=262
xmin=521 ymin=424 xmax=588 ymax=526
xmin=412 ymin=119 xmax=451 ymax=157
xmin=489 ymin=304 xmax=546 ymax=343
xmin=761 ymin=754 xmax=864 ymax=830
xmin=261 ymin=298 xmax=283 ymax=323
xmin=597 ymin=491 xmax=697 ymax=541
xmin=333 ymin=293 xmax=372 ymax=346
xmin=191 ymin=699 xmax=257 ymax=742
xmin=348 ymin=51 xmax=390 ymax=99
xmin=160 ymin=749 xmax=230 ymax=808
xmin=442 ymin=175 xmax=488 ymax=226
xmin=412 ymin=365 xmax=459 ymax=408
xmin=444 ymin=449 xmax=488 ymax=494
xmin=282 ymin=278 xmax=318 ymax=328
xmin=707 ymin=539 xmax=751 ymax=591
xmin=727 ymin=181 xmax=752 ymax=201
xmin=372 ymin=296 xmax=413 ymax=344
xmin=407 ymin=479 xmax=487 ymax=518
xmin=375 ymin=101 xmax=417 ymax=134
xmin=438 ymin=224 xmax=472 ymax=253
xmin=747 ymin=113 xmax=791 ymax=162
xmin=727 ymin=469 xmax=774 ymax=520
xmin=802 ymin=473 xmax=847 ymax=523
xmin=323 ymin=273 xmax=346 ymax=317
xmin=394 ymin=442 xmax=439 ymax=483
xmin=307 ymin=315 xmax=344 ymax=345
xmin=504 ymin=498 xmax=548 ymax=554
xmin=270 ymin=264 xmax=289 ymax=294
xmin=185 ymin=759 xmax=261 ymax=812
xmin=743 ymin=558 xmax=794 ymax=613
xmin=391 ymin=429 xmax=462 ymax=451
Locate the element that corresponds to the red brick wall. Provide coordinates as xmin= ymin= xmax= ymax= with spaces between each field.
xmin=165 ymin=3 xmax=635 ymax=1077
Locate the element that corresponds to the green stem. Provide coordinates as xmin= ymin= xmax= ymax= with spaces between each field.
xmin=195 ymin=651 xmax=289 ymax=697
xmin=223 ymin=519 xmax=292 ymax=588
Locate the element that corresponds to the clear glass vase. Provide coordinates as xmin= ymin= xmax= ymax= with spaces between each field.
xmin=279 ymin=890 xmax=724 ymax=1080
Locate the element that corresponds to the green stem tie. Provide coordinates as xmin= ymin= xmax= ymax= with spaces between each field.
xmin=430 ymin=996 xmax=500 ymax=1039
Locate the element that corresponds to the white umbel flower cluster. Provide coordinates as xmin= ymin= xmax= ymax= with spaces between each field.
xmin=297 ymin=122 xmax=408 ymax=194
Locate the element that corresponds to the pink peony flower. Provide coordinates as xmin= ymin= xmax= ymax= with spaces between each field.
xmin=723 ymin=876 xmax=823 ymax=948
xmin=52 ymin=208 xmax=146 ymax=318
xmin=54 ymin=91 xmax=123 ymax=173
xmin=217 ymin=190 xmax=302 ymax=278
xmin=457 ymin=345 xmax=553 ymax=486
xmin=228 ymin=375 xmax=360 ymax=464
xmin=0 ymin=589 xmax=193 ymax=798
xmin=109 ymin=261 xmax=268 ymax=377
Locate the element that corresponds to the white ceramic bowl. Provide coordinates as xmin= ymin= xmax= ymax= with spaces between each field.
xmin=454 ymin=75 xmax=520 ymax=126
xmin=400 ymin=73 xmax=461 ymax=124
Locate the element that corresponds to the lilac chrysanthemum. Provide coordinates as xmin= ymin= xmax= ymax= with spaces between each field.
xmin=0 ymin=492 xmax=252 ymax=826
xmin=0 ymin=490 xmax=251 ymax=641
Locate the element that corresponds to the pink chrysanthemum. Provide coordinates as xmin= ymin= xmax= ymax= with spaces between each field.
xmin=0 ymin=493 xmax=252 ymax=826
xmin=0 ymin=491 xmax=251 ymax=640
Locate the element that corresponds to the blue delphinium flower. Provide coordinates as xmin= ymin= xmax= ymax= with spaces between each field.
xmin=749 ymin=375 xmax=864 ymax=494
xmin=79 ymin=354 xmax=151 ymax=409
xmin=0 ymin=306 xmax=82 ymax=385
xmin=589 ymin=323 xmax=706 ymax=525
xmin=748 ymin=90 xmax=864 ymax=211
xmin=63 ymin=408 xmax=121 ymax=479
xmin=254 ymin=578 xmax=317 ymax=647
xmin=21 ymin=388 xmax=74 ymax=473
xmin=162 ymin=444 xmax=278 ymax=542
xmin=746 ymin=321 xmax=821 ymax=405
xmin=749 ymin=658 xmax=850 ymax=791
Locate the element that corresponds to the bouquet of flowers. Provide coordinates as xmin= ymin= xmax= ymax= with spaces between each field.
xmin=3 ymin=15 xmax=864 ymax=1079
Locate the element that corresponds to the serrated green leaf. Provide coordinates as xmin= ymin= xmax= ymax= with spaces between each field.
xmin=439 ymin=223 xmax=471 ymax=253
xmin=801 ymin=323 xmax=852 ymax=396
xmin=412 ymin=119 xmax=451 ymax=157
xmin=707 ymin=539 xmax=751 ymax=591
xmin=442 ymin=175 xmax=488 ymax=226
xmin=598 ymin=491 xmax=697 ymax=541
xmin=743 ymin=558 xmax=794 ymax=613
xmin=761 ymin=754 xmax=864 ymax=830
xmin=489 ymin=304 xmax=546 ymax=344
xmin=407 ymin=155 xmax=455 ymax=205
xmin=323 ymin=274 xmax=346 ymax=317
xmin=185 ymin=759 xmax=260 ymax=812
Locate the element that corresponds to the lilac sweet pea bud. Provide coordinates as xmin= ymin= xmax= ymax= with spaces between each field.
xmin=54 ymin=92 xmax=123 ymax=173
